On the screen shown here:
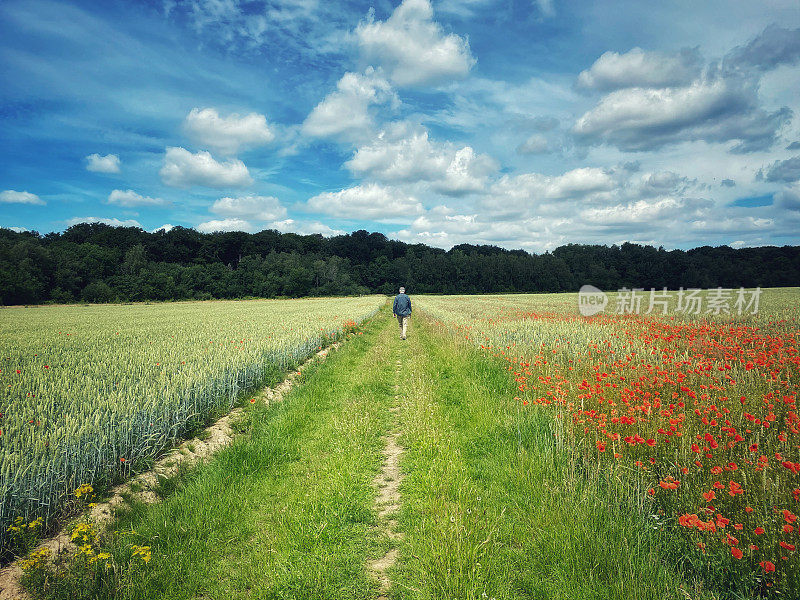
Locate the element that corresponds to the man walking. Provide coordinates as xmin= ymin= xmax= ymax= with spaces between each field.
xmin=393 ymin=286 xmax=412 ymax=340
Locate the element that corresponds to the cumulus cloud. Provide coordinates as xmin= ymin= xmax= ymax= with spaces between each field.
xmin=196 ymin=218 xmax=255 ymax=233
xmin=66 ymin=217 xmax=142 ymax=228
xmin=270 ymin=219 xmax=345 ymax=236
xmin=762 ymin=156 xmax=800 ymax=182
xmin=491 ymin=167 xmax=616 ymax=204
xmin=151 ymin=224 xmax=174 ymax=233
xmin=690 ymin=216 xmax=774 ymax=233
xmin=577 ymin=47 xmax=701 ymax=91
xmin=723 ymin=25 xmax=800 ymax=74
xmin=107 ymin=189 xmax=167 ymax=207
xmin=211 ymin=195 xmax=287 ymax=221
xmin=6 ymin=226 xmax=28 ymax=233
xmin=574 ymin=27 xmax=800 ymax=154
xmin=573 ymin=77 xmax=791 ymax=153
xmin=345 ymin=125 xmax=497 ymax=195
xmin=184 ymin=108 xmax=275 ymax=155
xmin=0 ymin=190 xmax=45 ymax=205
xmin=85 ymin=153 xmax=121 ymax=173
xmin=160 ymin=147 xmax=253 ymax=188
xmin=580 ymin=196 xmax=711 ymax=225
xmin=307 ymin=183 xmax=422 ymax=219
xmin=355 ymin=0 xmax=475 ymax=87
xmin=302 ymin=69 xmax=397 ymax=141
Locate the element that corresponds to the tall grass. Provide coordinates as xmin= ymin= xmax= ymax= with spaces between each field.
xmin=0 ymin=297 xmax=383 ymax=558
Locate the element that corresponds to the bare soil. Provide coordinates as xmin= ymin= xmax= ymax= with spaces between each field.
xmin=367 ymin=357 xmax=405 ymax=600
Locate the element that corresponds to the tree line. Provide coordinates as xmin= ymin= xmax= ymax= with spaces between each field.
xmin=0 ymin=224 xmax=798 ymax=305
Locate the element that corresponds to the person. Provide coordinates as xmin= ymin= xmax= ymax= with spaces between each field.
xmin=392 ymin=286 xmax=412 ymax=339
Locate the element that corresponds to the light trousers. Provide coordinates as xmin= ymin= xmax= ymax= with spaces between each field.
xmin=396 ymin=314 xmax=409 ymax=338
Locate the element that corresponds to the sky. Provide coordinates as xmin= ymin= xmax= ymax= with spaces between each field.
xmin=1 ymin=0 xmax=800 ymax=252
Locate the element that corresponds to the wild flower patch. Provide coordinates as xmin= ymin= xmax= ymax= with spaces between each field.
xmin=419 ymin=291 xmax=800 ymax=594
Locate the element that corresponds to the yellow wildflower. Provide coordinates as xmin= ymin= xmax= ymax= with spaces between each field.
xmin=20 ymin=547 xmax=51 ymax=572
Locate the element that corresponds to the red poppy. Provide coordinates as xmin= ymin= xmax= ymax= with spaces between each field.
xmin=731 ymin=547 xmax=743 ymax=559
xmin=760 ymin=561 xmax=775 ymax=573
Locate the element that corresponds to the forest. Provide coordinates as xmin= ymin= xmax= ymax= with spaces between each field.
xmin=1 ymin=224 xmax=798 ymax=304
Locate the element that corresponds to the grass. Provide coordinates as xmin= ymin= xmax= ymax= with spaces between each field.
xmin=391 ymin=313 xmax=712 ymax=600
xmin=23 ymin=307 xmax=735 ymax=599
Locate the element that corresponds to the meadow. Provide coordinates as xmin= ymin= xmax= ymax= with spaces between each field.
xmin=0 ymin=296 xmax=383 ymax=558
xmin=416 ymin=288 xmax=800 ymax=595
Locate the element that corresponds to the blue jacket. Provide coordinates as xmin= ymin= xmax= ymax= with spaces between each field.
xmin=393 ymin=293 xmax=412 ymax=316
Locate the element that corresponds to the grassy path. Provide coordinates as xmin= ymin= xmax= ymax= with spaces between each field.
xmin=26 ymin=308 xmax=700 ymax=600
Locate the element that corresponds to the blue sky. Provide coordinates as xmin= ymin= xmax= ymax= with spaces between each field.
xmin=1 ymin=0 xmax=799 ymax=251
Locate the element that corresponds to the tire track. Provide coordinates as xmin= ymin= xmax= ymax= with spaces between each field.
xmin=367 ymin=339 xmax=406 ymax=599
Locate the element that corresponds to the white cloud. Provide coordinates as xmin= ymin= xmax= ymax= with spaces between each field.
xmin=85 ymin=153 xmax=121 ymax=173
xmin=270 ymin=219 xmax=345 ymax=236
xmin=6 ymin=226 xmax=28 ymax=233
xmin=196 ymin=218 xmax=255 ymax=233
xmin=577 ymin=47 xmax=701 ymax=91
xmin=573 ymin=77 xmax=790 ymax=152
xmin=516 ymin=134 xmax=550 ymax=154
xmin=355 ymin=0 xmax=475 ymax=87
xmin=66 ymin=217 xmax=142 ymax=228
xmin=302 ymin=69 xmax=397 ymax=141
xmin=0 ymin=190 xmax=45 ymax=205
xmin=580 ymin=196 xmax=704 ymax=225
xmin=308 ymin=184 xmax=422 ymax=220
xmin=107 ymin=189 xmax=167 ymax=207
xmin=184 ymin=107 xmax=275 ymax=155
xmin=345 ymin=125 xmax=497 ymax=195
xmin=690 ymin=216 xmax=774 ymax=232
xmin=160 ymin=147 xmax=253 ymax=188
xmin=490 ymin=167 xmax=616 ymax=208
xmin=151 ymin=224 xmax=175 ymax=233
xmin=211 ymin=195 xmax=287 ymax=221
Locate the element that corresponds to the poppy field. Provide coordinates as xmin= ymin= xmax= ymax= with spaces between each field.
xmin=416 ymin=289 xmax=800 ymax=595
xmin=0 ymin=296 xmax=383 ymax=558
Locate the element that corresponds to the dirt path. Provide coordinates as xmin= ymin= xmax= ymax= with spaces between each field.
xmin=367 ymin=343 xmax=406 ymax=599
xmin=0 ymin=343 xmax=339 ymax=600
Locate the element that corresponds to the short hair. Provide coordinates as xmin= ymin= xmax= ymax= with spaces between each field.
xmin=399 ymin=287 xmax=405 ymax=293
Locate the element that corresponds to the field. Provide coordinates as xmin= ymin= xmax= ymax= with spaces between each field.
xmin=0 ymin=297 xmax=383 ymax=557
xmin=416 ymin=289 xmax=800 ymax=594
xmin=3 ymin=289 xmax=799 ymax=599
